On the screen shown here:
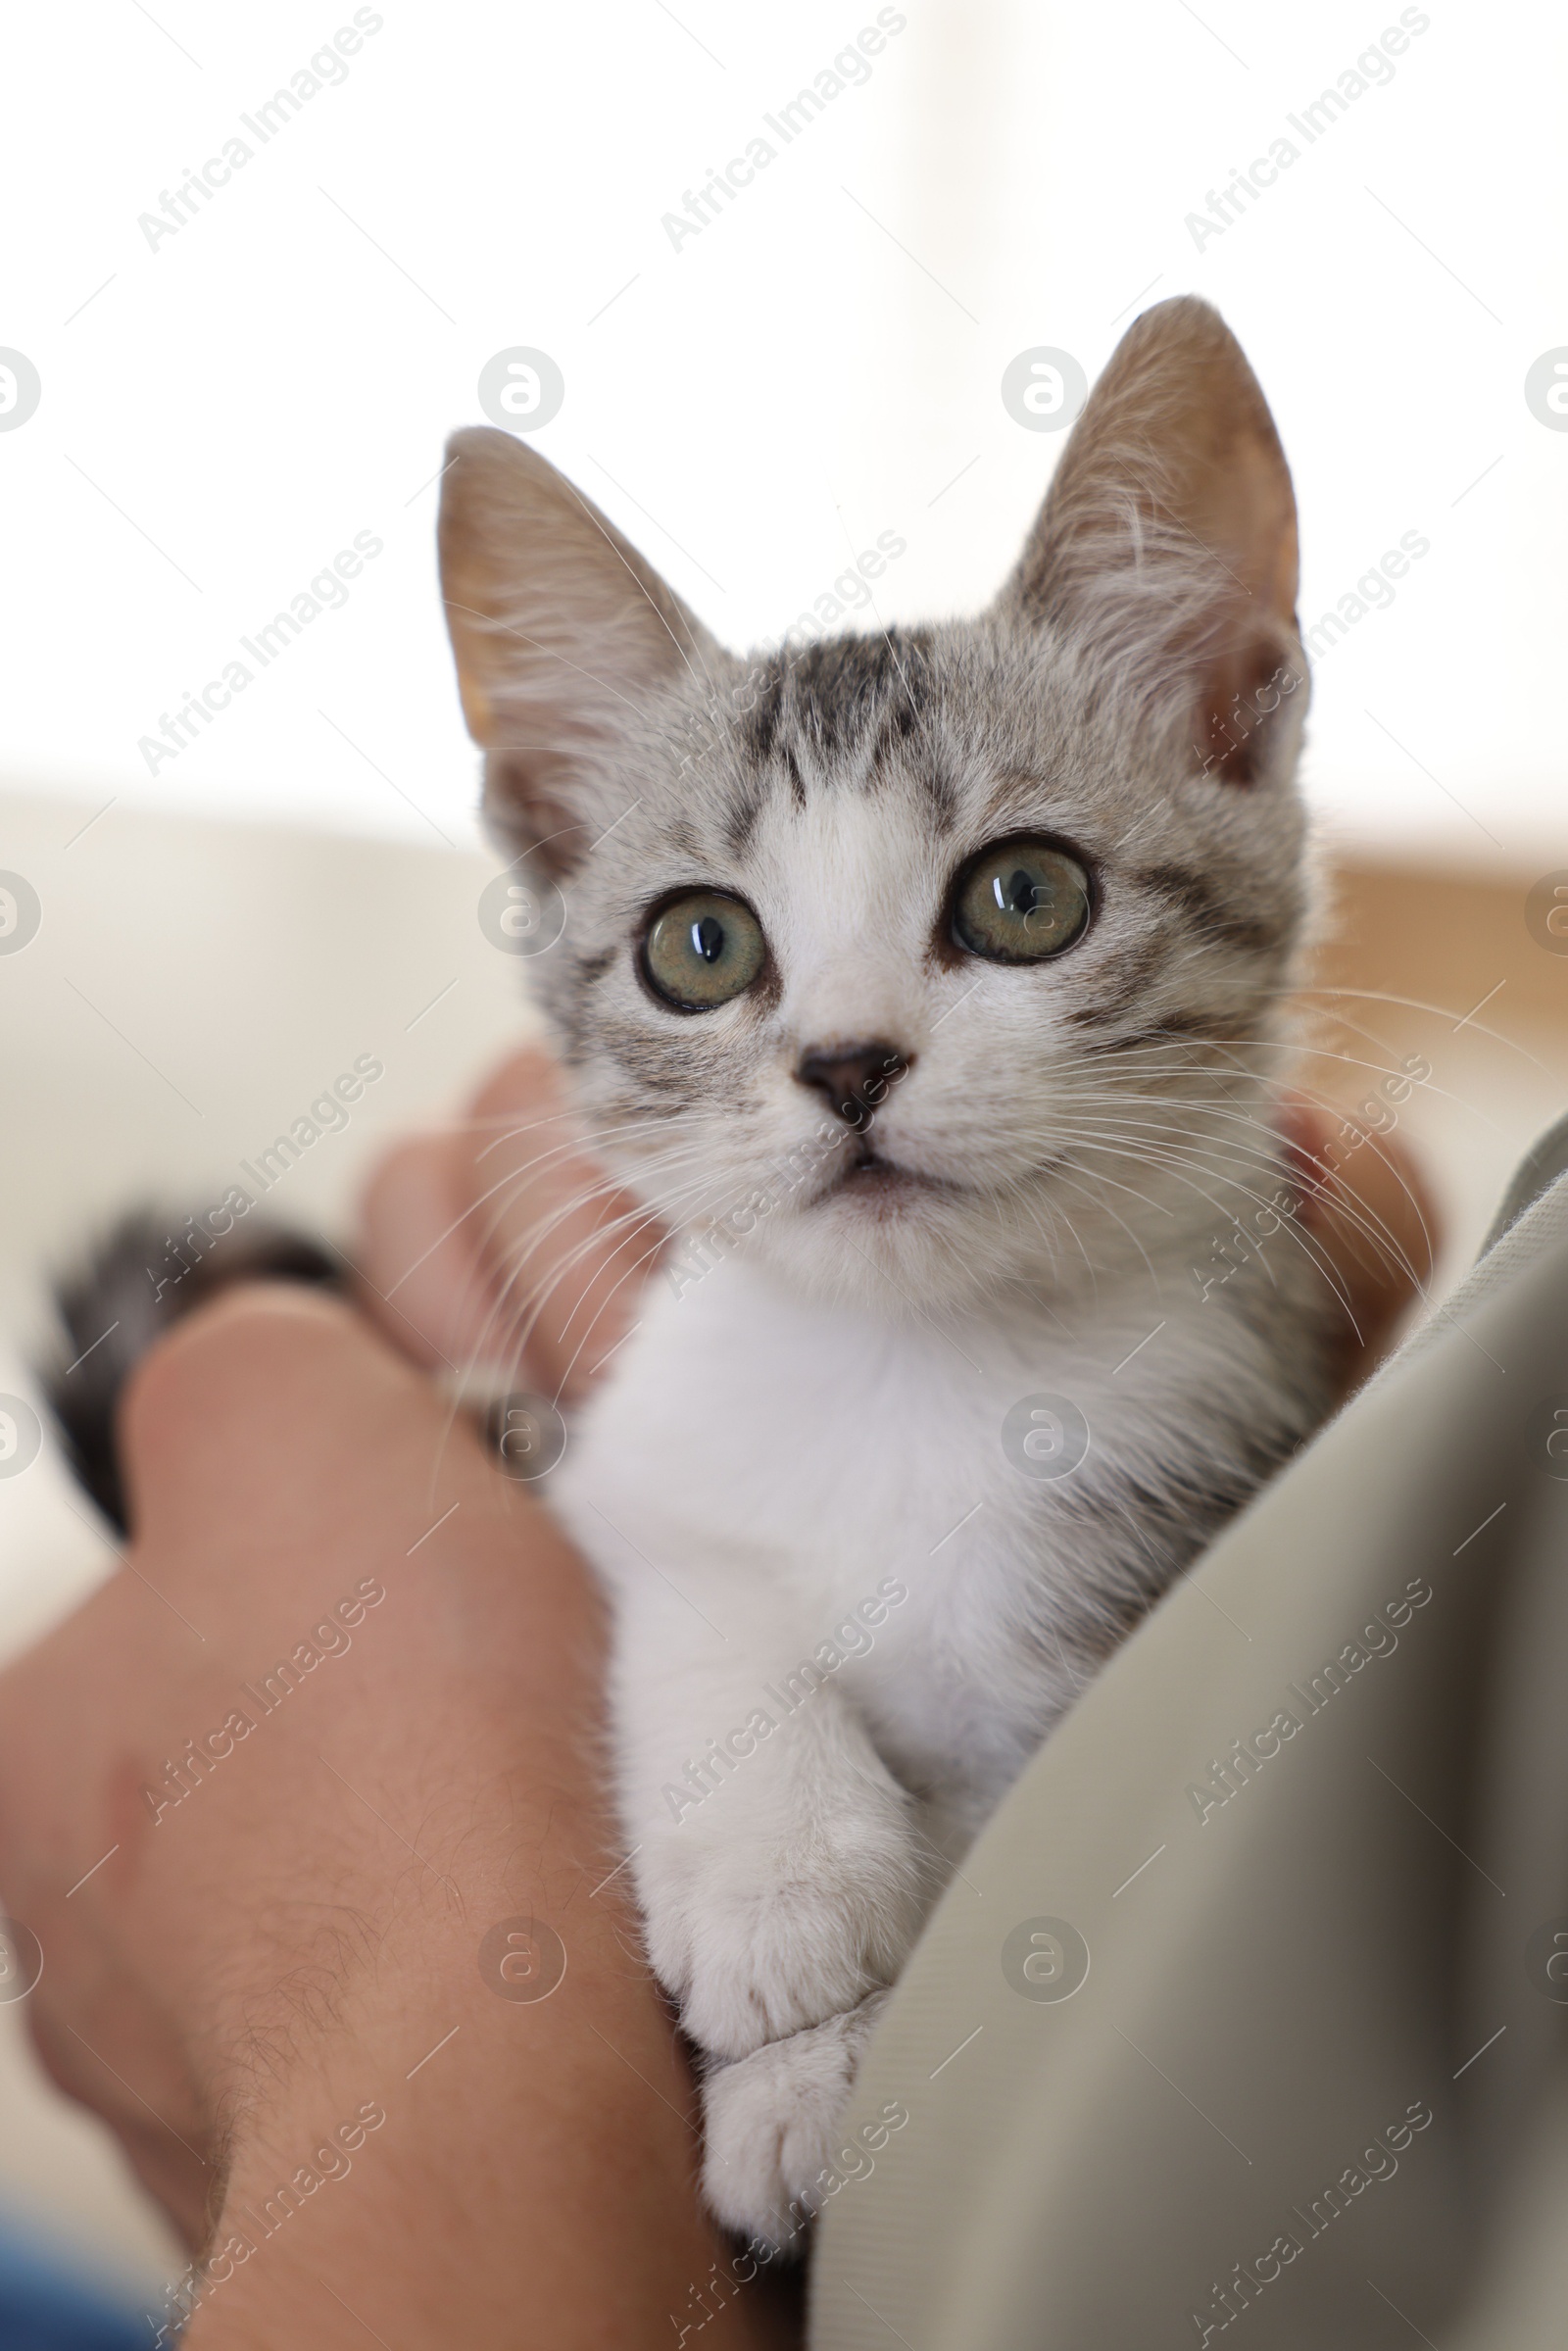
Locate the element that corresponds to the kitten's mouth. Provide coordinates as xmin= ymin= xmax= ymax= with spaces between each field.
xmin=826 ymin=1145 xmax=955 ymax=1200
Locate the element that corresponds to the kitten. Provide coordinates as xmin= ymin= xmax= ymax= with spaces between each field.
xmin=435 ymin=295 xmax=1339 ymax=2245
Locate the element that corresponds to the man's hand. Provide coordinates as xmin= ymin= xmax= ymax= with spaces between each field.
xmin=358 ymin=1046 xmax=653 ymax=1404
xmin=0 ymin=1294 xmax=788 ymax=2346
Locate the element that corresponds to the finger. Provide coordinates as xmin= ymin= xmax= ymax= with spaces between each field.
xmin=118 ymin=1285 xmax=482 ymax=1555
xmin=449 ymin=1049 xmax=661 ymax=1403
xmin=357 ymin=1130 xmax=497 ymax=1373
xmin=1280 ymin=1100 xmax=1441 ymax=1395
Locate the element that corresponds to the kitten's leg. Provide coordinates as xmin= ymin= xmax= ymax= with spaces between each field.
xmin=612 ymin=1620 xmax=930 ymax=2067
xmin=702 ymin=1989 xmax=892 ymax=2248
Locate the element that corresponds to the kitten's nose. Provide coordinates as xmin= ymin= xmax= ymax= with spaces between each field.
xmin=795 ymin=1042 xmax=911 ymax=1128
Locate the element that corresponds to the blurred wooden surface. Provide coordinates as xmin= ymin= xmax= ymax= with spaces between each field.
xmin=1312 ymin=856 xmax=1568 ymax=1034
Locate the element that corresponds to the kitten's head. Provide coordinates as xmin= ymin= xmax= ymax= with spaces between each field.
xmin=439 ymin=297 xmax=1312 ymax=1313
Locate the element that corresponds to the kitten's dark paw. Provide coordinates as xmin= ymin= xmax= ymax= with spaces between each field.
xmin=46 ymin=1209 xmax=342 ymax=1532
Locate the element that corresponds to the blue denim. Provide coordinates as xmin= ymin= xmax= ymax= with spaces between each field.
xmin=0 ymin=2214 xmax=149 ymax=2350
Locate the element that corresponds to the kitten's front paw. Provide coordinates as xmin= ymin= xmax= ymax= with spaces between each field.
xmin=703 ymin=1990 xmax=890 ymax=2250
xmin=652 ymin=1795 xmax=926 ymax=2060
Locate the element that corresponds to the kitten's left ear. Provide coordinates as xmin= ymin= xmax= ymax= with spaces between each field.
xmin=997 ymin=297 xmax=1303 ymax=785
xmin=439 ymin=428 xmax=725 ymax=870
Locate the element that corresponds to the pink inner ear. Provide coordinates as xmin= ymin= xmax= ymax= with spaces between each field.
xmin=1193 ymin=637 xmax=1303 ymax=787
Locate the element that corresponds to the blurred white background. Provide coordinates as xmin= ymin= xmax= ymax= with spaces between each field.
xmin=3 ymin=0 xmax=1565 ymax=859
xmin=1 ymin=0 xmax=1567 ymax=2316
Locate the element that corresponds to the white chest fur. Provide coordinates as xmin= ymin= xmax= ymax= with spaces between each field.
xmin=549 ymin=1228 xmax=1326 ymax=2239
xmin=554 ymin=1239 xmax=1312 ymax=1845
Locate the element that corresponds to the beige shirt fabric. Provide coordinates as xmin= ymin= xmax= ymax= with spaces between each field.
xmin=812 ymin=1151 xmax=1568 ymax=2349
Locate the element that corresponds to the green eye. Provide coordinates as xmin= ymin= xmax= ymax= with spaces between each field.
xmin=952 ymin=838 xmax=1093 ymax=963
xmin=643 ymin=890 xmax=767 ymax=1011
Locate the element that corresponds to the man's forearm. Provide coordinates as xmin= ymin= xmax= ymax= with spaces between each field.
xmin=178 ymin=1931 xmax=766 ymax=2347
xmin=0 ymin=1296 xmax=796 ymax=2349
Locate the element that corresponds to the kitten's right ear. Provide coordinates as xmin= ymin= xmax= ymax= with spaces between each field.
xmin=439 ymin=428 xmax=723 ymax=870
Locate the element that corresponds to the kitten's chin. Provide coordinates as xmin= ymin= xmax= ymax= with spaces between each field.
xmin=750 ymin=1177 xmax=1008 ymax=1314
